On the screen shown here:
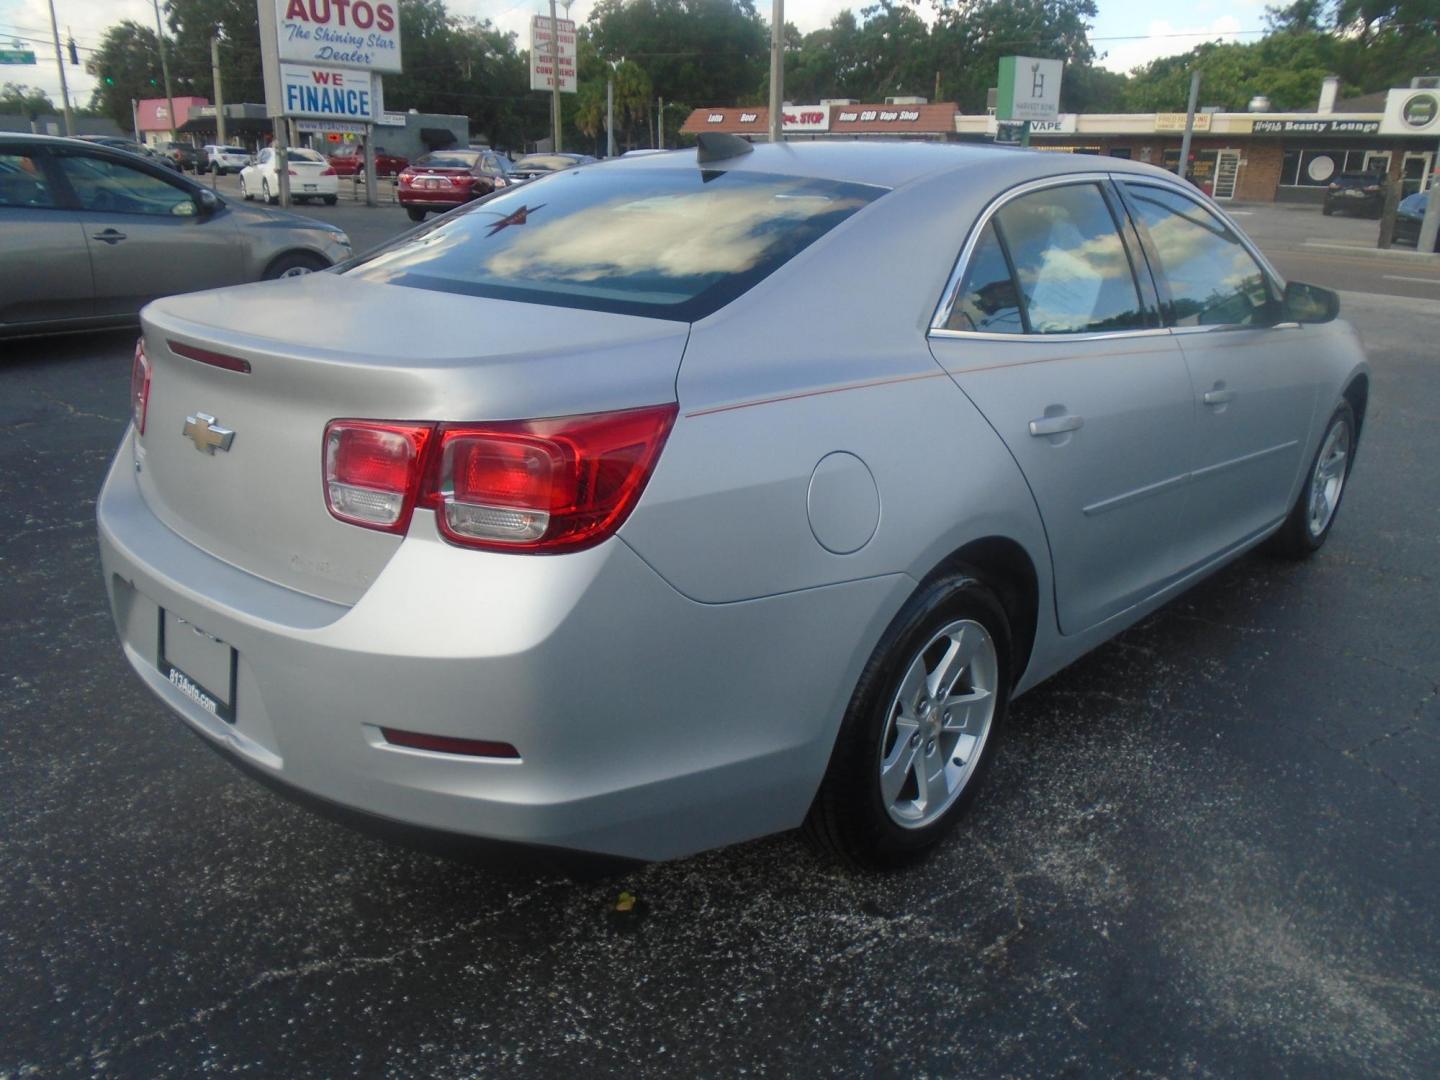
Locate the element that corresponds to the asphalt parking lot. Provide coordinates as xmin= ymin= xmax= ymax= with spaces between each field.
xmin=2 ymin=197 xmax=1439 ymax=1077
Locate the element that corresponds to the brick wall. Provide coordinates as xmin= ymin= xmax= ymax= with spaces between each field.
xmin=1234 ymin=141 xmax=1283 ymax=201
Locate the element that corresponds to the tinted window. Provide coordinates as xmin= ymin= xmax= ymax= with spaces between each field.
xmin=995 ymin=183 xmax=1146 ymax=334
xmin=1124 ymin=183 xmax=1276 ymax=327
xmin=945 ymin=223 xmax=1022 ymax=333
xmin=345 ymin=168 xmax=885 ymax=321
xmin=0 ymin=152 xmax=55 ymax=208
xmin=417 ymin=151 xmax=480 ymax=169
xmin=289 ymin=149 xmax=325 ymax=163
xmin=514 ymin=155 xmax=578 ymax=172
xmin=54 ymin=154 xmax=195 ymax=217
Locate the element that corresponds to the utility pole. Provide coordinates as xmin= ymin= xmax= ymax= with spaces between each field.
xmin=211 ymin=36 xmax=226 ymax=145
xmin=45 ymin=0 xmax=73 ymax=136
xmin=548 ymin=0 xmax=562 ymax=152
xmin=152 ymin=0 xmax=178 ymax=140
xmin=606 ymin=76 xmax=615 ymax=157
xmin=1419 ymin=139 xmax=1440 ymax=253
xmin=1177 ymin=69 xmax=1200 ymax=182
xmin=658 ymin=97 xmax=664 ymax=150
xmin=768 ymin=0 xmax=783 ymax=142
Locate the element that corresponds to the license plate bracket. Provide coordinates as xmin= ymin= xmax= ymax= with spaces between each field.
xmin=159 ymin=610 xmax=237 ymax=724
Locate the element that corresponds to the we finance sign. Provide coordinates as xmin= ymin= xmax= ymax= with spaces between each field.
xmin=280 ymin=64 xmax=377 ymax=121
xmin=274 ymin=0 xmax=402 ymax=73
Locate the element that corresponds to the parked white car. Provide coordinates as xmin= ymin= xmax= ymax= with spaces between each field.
xmin=239 ymin=147 xmax=338 ymax=206
xmin=204 ymin=144 xmax=252 ymax=176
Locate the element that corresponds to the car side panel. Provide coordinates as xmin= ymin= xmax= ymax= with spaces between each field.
xmin=0 ymin=205 xmax=95 ymax=327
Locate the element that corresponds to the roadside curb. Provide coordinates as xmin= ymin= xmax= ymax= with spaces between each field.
xmin=1300 ymin=241 xmax=1440 ymax=264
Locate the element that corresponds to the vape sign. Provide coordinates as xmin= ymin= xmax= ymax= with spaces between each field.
xmin=273 ymin=0 xmax=402 ymax=73
xmin=996 ymin=55 xmax=1063 ymax=123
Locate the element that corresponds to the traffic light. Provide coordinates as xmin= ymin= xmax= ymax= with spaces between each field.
xmin=67 ymin=38 xmax=78 ymax=65
xmin=104 ymin=75 xmax=114 ymax=85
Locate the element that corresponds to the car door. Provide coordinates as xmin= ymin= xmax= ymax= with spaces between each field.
xmin=48 ymin=147 xmax=243 ymax=317
xmin=0 ymin=146 xmax=95 ymax=329
xmin=1117 ymin=180 xmax=1319 ymax=564
xmin=928 ymin=177 xmax=1196 ymax=635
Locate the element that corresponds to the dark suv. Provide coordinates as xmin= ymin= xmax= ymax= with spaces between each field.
xmin=158 ymin=141 xmax=207 ymax=173
xmin=1321 ymin=173 xmax=1384 ymax=218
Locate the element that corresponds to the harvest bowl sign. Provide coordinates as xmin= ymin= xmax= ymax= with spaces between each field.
xmin=275 ymin=0 xmax=402 ymax=73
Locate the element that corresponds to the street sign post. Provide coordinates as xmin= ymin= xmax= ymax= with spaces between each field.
xmin=0 ymin=48 xmax=37 ymax=64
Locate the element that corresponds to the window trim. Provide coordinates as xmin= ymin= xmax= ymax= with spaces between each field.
xmin=928 ymin=172 xmax=1167 ymax=342
xmin=1115 ymin=178 xmax=1292 ymax=334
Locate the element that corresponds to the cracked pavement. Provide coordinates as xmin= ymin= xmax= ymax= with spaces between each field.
xmin=3 ymin=240 xmax=1439 ymax=1077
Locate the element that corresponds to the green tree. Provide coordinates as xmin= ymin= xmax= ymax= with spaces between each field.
xmin=930 ymin=0 xmax=1100 ymax=112
xmin=1 ymin=83 xmax=55 ymax=116
xmin=575 ymin=60 xmax=653 ymax=152
xmin=87 ymin=21 xmax=168 ymax=131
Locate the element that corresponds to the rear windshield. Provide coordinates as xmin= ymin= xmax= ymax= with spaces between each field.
xmin=290 ymin=149 xmax=325 ymax=163
xmin=343 ymin=167 xmax=885 ymax=321
xmin=514 ymin=155 xmax=581 ymax=172
xmin=416 ymin=151 xmax=480 ymax=168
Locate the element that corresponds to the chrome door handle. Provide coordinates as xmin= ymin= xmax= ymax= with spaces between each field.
xmin=92 ymin=229 xmax=127 ymax=244
xmin=1028 ymin=414 xmax=1084 ymax=437
xmin=1203 ymin=388 xmax=1236 ymax=406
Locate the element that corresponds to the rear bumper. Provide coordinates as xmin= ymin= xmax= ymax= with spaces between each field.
xmin=397 ymin=189 xmax=473 ymax=208
xmin=97 ymin=429 xmax=904 ymax=860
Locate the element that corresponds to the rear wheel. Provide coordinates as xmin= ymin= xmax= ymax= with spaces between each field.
xmin=324 ymin=195 xmax=338 ymax=206
xmin=1268 ymin=401 xmax=1356 ymax=559
xmin=263 ymin=251 xmax=329 ymax=280
xmin=262 ymin=179 xmax=278 ymax=205
xmin=805 ymin=572 xmax=1011 ymax=869
xmin=406 ymin=207 xmax=426 ymax=222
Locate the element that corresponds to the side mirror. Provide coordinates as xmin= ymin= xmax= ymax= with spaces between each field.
xmin=1283 ymin=280 xmax=1339 ymax=324
xmin=195 ymin=188 xmax=221 ymax=216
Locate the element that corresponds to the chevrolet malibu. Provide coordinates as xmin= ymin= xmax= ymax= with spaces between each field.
xmin=98 ymin=139 xmax=1369 ymax=867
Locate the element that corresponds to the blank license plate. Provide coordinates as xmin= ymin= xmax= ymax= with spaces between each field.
xmin=160 ymin=610 xmax=236 ymax=723
xmin=303 ymin=183 xmax=318 ymax=191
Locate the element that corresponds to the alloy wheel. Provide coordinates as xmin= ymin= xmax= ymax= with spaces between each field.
xmin=1308 ymin=415 xmax=1351 ymax=538
xmin=879 ymin=619 xmax=999 ymax=829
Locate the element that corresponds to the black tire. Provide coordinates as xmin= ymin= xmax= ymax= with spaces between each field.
xmin=263 ymin=251 xmax=329 ymax=280
xmin=1267 ymin=400 xmax=1357 ymax=559
xmin=804 ymin=571 xmax=1012 ymax=869
xmin=406 ymin=207 xmax=427 ymax=222
xmin=323 ymin=195 xmax=338 ymax=206
xmin=1322 ymin=203 xmax=1334 ymax=216
xmin=263 ymin=179 xmax=278 ymax=205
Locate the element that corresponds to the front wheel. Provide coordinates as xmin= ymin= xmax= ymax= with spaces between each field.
xmin=805 ymin=572 xmax=1011 ymax=869
xmin=263 ymin=179 xmax=278 ymax=205
xmin=406 ymin=206 xmax=426 ymax=222
xmin=1268 ymin=401 xmax=1356 ymax=559
xmin=263 ymin=251 xmax=328 ymax=280
xmin=239 ymin=175 xmax=250 ymax=200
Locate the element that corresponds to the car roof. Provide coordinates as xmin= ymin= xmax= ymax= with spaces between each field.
xmin=590 ymin=138 xmax=1188 ymax=191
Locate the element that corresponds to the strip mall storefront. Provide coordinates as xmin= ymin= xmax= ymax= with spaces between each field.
xmin=954 ymin=87 xmax=1440 ymax=203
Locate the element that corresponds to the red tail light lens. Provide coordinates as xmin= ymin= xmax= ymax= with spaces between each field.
xmin=424 ymin=405 xmax=677 ymax=552
xmin=320 ymin=166 xmax=336 ymax=176
xmin=130 ymin=337 xmax=152 ymax=435
xmin=322 ymin=406 xmax=676 ymax=551
xmin=323 ymin=421 xmax=435 ymax=532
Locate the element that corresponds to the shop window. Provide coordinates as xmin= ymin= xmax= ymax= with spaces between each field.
xmin=1108 ymin=148 xmax=1133 ymax=159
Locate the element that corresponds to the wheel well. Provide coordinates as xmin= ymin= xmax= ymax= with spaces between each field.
xmin=924 ymin=537 xmax=1039 ymax=689
xmin=1343 ymin=374 xmax=1369 ymax=443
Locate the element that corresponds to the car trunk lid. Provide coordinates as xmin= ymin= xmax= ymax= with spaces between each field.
xmin=135 ymin=274 xmax=689 ymax=605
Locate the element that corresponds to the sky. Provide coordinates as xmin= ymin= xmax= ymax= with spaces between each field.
xmin=0 ymin=0 xmax=1271 ymax=115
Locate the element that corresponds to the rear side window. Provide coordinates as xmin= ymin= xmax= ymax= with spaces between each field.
xmin=994 ymin=183 xmax=1147 ymax=334
xmin=0 ymin=152 xmax=54 ymax=208
xmin=1122 ymin=183 xmax=1276 ymax=327
xmin=945 ymin=223 xmax=1022 ymax=333
xmin=345 ymin=167 xmax=886 ymax=321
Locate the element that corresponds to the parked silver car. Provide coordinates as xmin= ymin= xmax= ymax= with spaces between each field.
xmin=1 ymin=133 xmax=351 ymax=339
xmin=97 ymin=140 xmax=1368 ymax=866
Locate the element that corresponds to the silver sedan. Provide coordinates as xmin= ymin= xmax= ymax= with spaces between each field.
xmin=97 ymin=139 xmax=1368 ymax=866
xmin=1 ymin=133 xmax=351 ymax=339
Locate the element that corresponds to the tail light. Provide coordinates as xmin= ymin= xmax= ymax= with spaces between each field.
xmin=323 ymin=421 xmax=435 ymax=532
xmin=130 ymin=337 xmax=152 ymax=435
xmin=322 ymin=405 xmax=677 ymax=553
xmin=321 ymin=166 xmax=336 ymax=176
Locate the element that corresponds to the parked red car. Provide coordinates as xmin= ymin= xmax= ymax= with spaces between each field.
xmin=396 ymin=149 xmax=511 ymax=221
xmin=326 ymin=145 xmax=409 ymax=177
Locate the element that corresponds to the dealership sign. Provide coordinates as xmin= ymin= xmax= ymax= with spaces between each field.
xmin=273 ymin=0 xmax=401 ymax=72
xmin=279 ymin=63 xmax=376 ymax=121
xmin=530 ymin=15 xmax=576 ymax=93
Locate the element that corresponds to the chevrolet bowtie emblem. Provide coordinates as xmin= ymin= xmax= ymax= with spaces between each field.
xmin=182 ymin=412 xmax=235 ymax=454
